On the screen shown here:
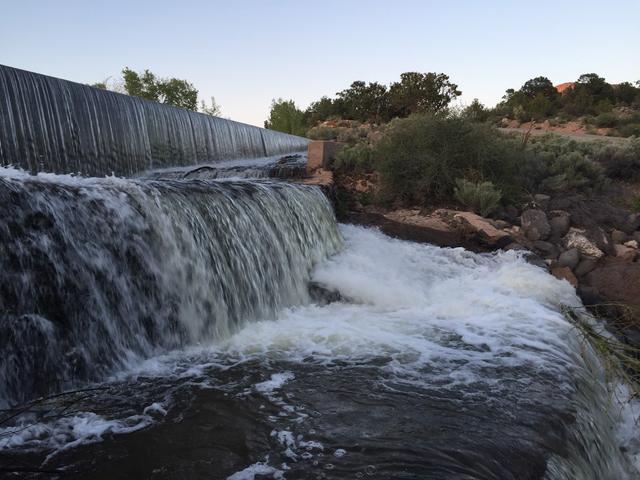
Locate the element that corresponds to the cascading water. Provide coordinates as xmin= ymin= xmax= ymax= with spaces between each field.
xmin=0 ymin=65 xmax=308 ymax=177
xmin=0 ymin=169 xmax=342 ymax=407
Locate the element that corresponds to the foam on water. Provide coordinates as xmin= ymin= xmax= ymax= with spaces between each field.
xmin=2 ymin=209 xmax=639 ymax=477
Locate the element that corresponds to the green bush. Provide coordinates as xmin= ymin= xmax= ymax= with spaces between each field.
xmin=593 ymin=112 xmax=618 ymax=128
xmin=454 ymin=179 xmax=502 ymax=216
xmin=333 ymin=142 xmax=373 ymax=171
xmin=373 ymin=114 xmax=521 ymax=203
xmin=540 ymin=151 xmax=606 ymax=193
xmin=617 ymin=123 xmax=640 ymax=138
xmin=595 ymin=137 xmax=640 ymax=180
xmin=307 ymin=125 xmax=339 ymax=140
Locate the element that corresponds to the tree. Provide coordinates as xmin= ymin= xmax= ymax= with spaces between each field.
xmin=336 ymin=81 xmax=390 ymax=122
xmin=614 ymin=82 xmax=640 ymax=105
xmin=305 ymin=96 xmax=345 ymax=125
xmin=200 ymin=96 xmax=222 ymax=116
xmin=121 ymin=67 xmax=198 ymax=110
xmin=264 ymin=98 xmax=307 ymax=136
xmin=388 ymin=72 xmax=461 ymax=117
xmin=520 ymin=76 xmax=558 ymax=101
xmin=461 ymin=99 xmax=489 ymax=122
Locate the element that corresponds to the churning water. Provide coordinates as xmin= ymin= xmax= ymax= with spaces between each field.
xmin=0 ymin=167 xmax=639 ymax=479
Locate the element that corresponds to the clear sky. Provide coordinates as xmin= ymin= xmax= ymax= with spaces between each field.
xmin=2 ymin=0 xmax=639 ymax=127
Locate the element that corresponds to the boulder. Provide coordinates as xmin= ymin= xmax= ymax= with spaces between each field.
xmin=548 ymin=210 xmax=571 ymax=239
xmin=611 ymin=229 xmax=628 ymax=244
xmin=625 ymin=240 xmax=639 ymax=249
xmin=452 ymin=211 xmax=512 ymax=248
xmin=521 ymin=209 xmax=551 ymax=241
xmin=624 ymin=213 xmax=640 ymax=234
xmin=534 ymin=194 xmax=551 ymax=210
xmin=491 ymin=219 xmax=511 ymax=230
xmin=563 ymin=228 xmax=605 ymax=259
xmin=533 ymin=240 xmax=559 ymax=259
xmin=586 ymin=263 xmax=640 ymax=304
xmin=613 ymin=244 xmax=637 ymax=263
xmin=551 ymin=266 xmax=578 ymax=288
xmin=557 ymin=248 xmax=580 ymax=270
xmin=574 ymin=257 xmax=599 ymax=277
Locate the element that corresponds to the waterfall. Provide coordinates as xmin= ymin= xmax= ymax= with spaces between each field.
xmin=0 ymin=65 xmax=309 ymax=177
xmin=0 ymin=169 xmax=342 ymax=407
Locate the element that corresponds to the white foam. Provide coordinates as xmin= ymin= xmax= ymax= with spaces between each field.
xmin=227 ymin=458 xmax=284 ymax=480
xmin=255 ymin=372 xmax=295 ymax=394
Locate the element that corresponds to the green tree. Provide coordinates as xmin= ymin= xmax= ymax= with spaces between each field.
xmin=121 ymin=67 xmax=198 ymax=110
xmin=336 ymin=81 xmax=390 ymax=122
xmin=305 ymin=96 xmax=344 ymax=126
xmin=461 ymin=99 xmax=489 ymax=122
xmin=264 ymin=98 xmax=307 ymax=136
xmin=388 ymin=72 xmax=461 ymax=117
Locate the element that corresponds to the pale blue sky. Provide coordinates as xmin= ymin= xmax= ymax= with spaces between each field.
xmin=2 ymin=0 xmax=639 ymax=126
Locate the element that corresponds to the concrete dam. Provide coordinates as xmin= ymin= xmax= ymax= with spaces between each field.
xmin=0 ymin=64 xmax=309 ymax=177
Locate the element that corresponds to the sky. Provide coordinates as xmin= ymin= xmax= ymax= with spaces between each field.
xmin=2 ymin=0 xmax=639 ymax=127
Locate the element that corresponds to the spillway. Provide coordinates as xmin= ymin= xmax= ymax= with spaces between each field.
xmin=0 ymin=65 xmax=308 ymax=177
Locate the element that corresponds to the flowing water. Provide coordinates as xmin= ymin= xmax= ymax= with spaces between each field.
xmin=0 ymin=65 xmax=308 ymax=177
xmin=0 ymin=167 xmax=639 ymax=479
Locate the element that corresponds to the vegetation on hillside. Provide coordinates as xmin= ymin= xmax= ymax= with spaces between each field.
xmin=266 ymin=71 xmax=640 ymax=138
xmin=328 ymin=113 xmax=640 ymax=213
xmin=264 ymin=71 xmax=460 ymax=136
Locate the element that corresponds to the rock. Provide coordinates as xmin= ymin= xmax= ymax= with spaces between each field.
xmin=574 ymin=258 xmax=599 ymax=277
xmin=624 ymin=213 xmax=640 ymax=234
xmin=613 ymin=244 xmax=637 ymax=262
xmin=491 ymin=219 xmax=511 ymax=230
xmin=533 ymin=240 xmax=559 ymax=259
xmin=611 ymin=229 xmax=628 ymax=244
xmin=563 ymin=228 xmax=605 ymax=259
xmin=625 ymin=240 xmax=639 ymax=249
xmin=633 ymin=232 xmax=640 ymax=244
xmin=585 ymin=263 xmax=640 ymax=304
xmin=557 ymin=248 xmax=580 ymax=270
xmin=521 ymin=209 xmax=551 ymax=241
xmin=551 ymin=266 xmax=578 ymax=288
xmin=504 ymin=205 xmax=520 ymax=223
xmin=523 ymin=252 xmax=548 ymax=270
xmin=534 ymin=194 xmax=551 ymax=210
xmin=453 ymin=211 xmax=512 ymax=247
xmin=548 ymin=210 xmax=571 ymax=239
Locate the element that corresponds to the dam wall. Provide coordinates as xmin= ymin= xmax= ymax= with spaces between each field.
xmin=0 ymin=64 xmax=309 ymax=177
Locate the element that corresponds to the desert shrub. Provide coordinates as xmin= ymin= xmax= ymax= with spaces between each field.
xmin=373 ymin=114 xmax=521 ymax=203
xmin=617 ymin=123 xmax=640 ymax=138
xmin=307 ymin=125 xmax=339 ymax=140
xmin=595 ymin=137 xmax=640 ymax=180
xmin=593 ymin=112 xmax=618 ymax=128
xmin=333 ymin=142 xmax=374 ymax=171
xmin=539 ymin=151 xmax=606 ymax=193
xmin=454 ymin=179 xmax=502 ymax=216
xmin=522 ymin=135 xmax=608 ymax=193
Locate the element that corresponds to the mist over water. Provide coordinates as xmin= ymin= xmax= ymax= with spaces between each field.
xmin=0 ymin=168 xmax=639 ymax=479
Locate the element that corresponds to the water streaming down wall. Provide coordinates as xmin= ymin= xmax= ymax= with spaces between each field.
xmin=0 ymin=171 xmax=342 ymax=407
xmin=0 ymin=64 xmax=309 ymax=177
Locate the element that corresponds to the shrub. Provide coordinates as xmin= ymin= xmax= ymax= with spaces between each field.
xmin=617 ymin=123 xmax=640 ymax=138
xmin=454 ymin=179 xmax=502 ymax=216
xmin=373 ymin=114 xmax=521 ymax=204
xmin=593 ymin=112 xmax=618 ymax=128
xmin=596 ymin=137 xmax=640 ymax=180
xmin=540 ymin=151 xmax=606 ymax=193
xmin=307 ymin=125 xmax=339 ymax=140
xmin=333 ymin=142 xmax=373 ymax=171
